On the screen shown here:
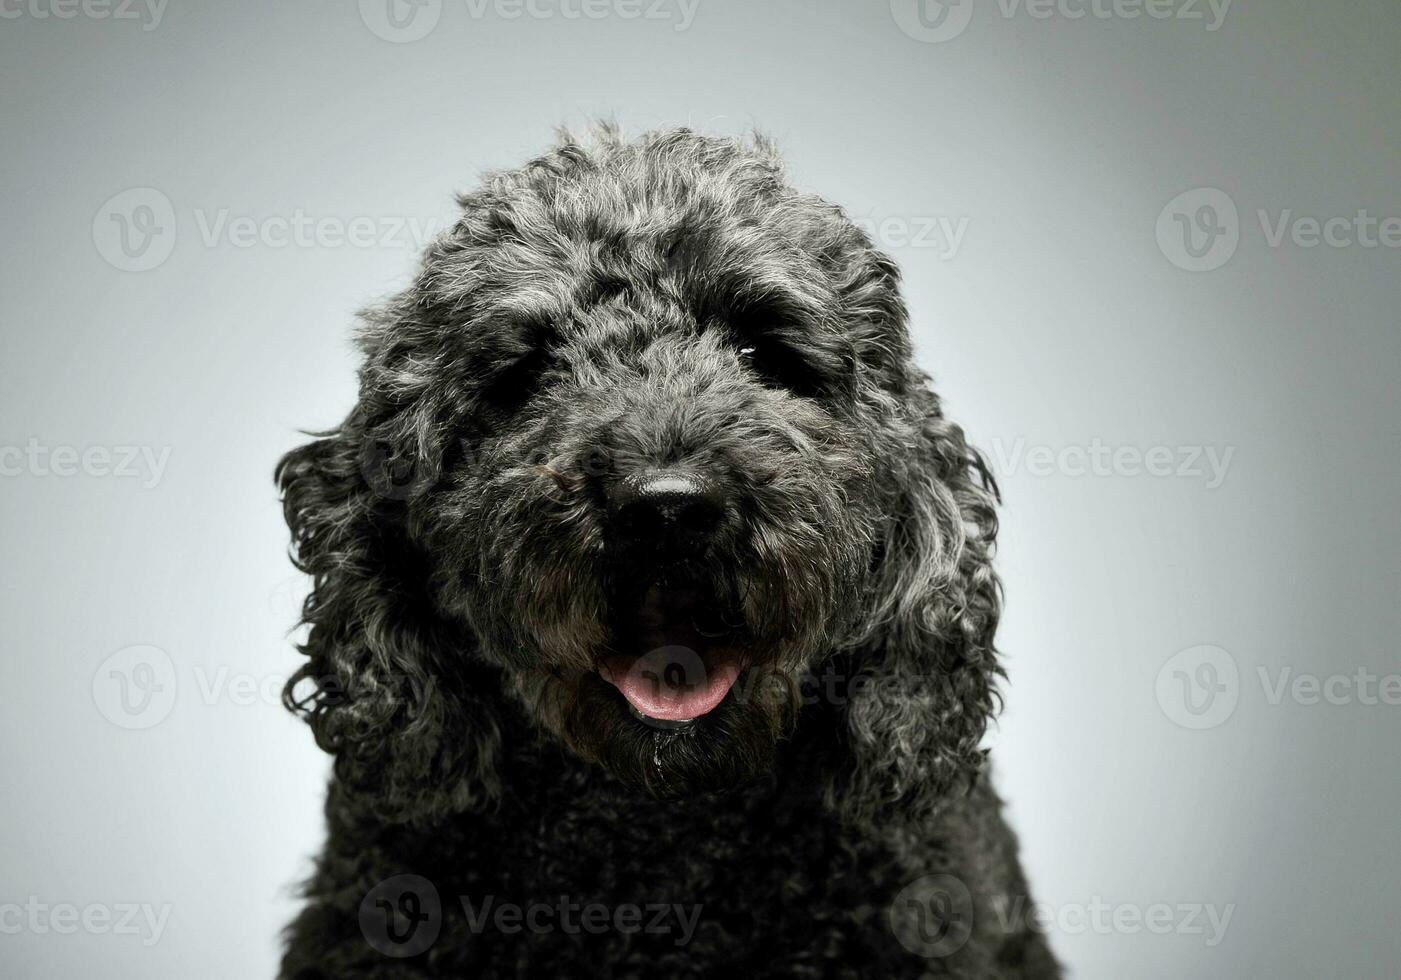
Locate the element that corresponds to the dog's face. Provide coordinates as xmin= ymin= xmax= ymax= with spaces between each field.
xmin=280 ymin=128 xmax=1001 ymax=820
xmin=414 ymin=241 xmax=887 ymax=798
xmin=408 ymin=154 xmax=900 ymax=799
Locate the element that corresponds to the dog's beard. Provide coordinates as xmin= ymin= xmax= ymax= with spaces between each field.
xmin=554 ymin=665 xmax=803 ymax=799
xmin=511 ymin=558 xmax=817 ymax=799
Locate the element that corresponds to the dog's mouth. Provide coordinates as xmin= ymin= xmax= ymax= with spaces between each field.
xmin=598 ymin=580 xmax=746 ymax=726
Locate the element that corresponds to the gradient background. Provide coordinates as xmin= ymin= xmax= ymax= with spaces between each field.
xmin=3 ymin=1 xmax=1399 ymax=977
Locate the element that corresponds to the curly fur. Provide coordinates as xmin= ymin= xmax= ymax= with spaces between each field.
xmin=276 ymin=123 xmax=1058 ymax=978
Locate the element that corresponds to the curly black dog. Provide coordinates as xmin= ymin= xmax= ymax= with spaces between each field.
xmin=276 ymin=124 xmax=1059 ymax=978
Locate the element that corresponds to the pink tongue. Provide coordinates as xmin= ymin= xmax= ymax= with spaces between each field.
xmin=601 ymin=646 xmax=740 ymax=721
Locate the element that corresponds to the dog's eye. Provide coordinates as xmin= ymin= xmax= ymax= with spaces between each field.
xmin=484 ymin=348 xmax=552 ymax=410
xmin=736 ymin=339 xmax=827 ymax=399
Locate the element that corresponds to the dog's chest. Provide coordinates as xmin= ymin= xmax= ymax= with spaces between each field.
xmin=415 ymin=773 xmax=918 ymax=976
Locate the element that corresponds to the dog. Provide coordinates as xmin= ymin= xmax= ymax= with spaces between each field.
xmin=276 ymin=123 xmax=1059 ymax=978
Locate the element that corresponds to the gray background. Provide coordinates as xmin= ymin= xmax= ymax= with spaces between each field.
xmin=2 ymin=1 xmax=1399 ymax=977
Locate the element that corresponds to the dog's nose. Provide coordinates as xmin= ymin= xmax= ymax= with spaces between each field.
xmin=611 ymin=470 xmax=728 ymax=548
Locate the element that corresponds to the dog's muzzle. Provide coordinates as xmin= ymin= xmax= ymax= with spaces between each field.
xmin=598 ymin=467 xmax=747 ymax=725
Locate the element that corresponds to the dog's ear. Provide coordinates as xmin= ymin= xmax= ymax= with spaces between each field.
xmin=276 ymin=310 xmax=502 ymax=825
xmin=830 ymin=382 xmax=1002 ymax=825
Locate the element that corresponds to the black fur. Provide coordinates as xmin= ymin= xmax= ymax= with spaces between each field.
xmin=276 ymin=124 xmax=1058 ymax=978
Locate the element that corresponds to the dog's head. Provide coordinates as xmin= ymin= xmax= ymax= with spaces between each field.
xmin=278 ymin=126 xmax=1000 ymax=825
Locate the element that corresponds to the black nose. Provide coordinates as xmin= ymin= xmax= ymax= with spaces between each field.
xmin=611 ymin=469 xmax=727 ymax=548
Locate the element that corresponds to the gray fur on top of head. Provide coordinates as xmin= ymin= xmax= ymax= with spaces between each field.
xmin=277 ymin=121 xmax=1002 ymax=827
